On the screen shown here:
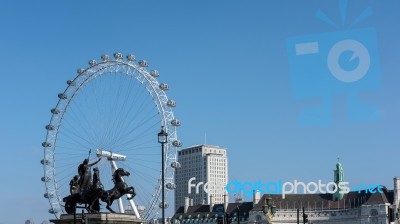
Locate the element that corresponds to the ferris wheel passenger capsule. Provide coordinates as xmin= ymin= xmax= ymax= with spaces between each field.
xmin=172 ymin=140 xmax=182 ymax=147
xmin=58 ymin=93 xmax=67 ymax=100
xmin=44 ymin=192 xmax=54 ymax=198
xmin=77 ymin=68 xmax=85 ymax=75
xmin=171 ymin=161 xmax=181 ymax=168
xmin=150 ymin=70 xmax=159 ymax=77
xmin=166 ymin=183 xmax=176 ymax=189
xmin=42 ymin=142 xmax=52 ymax=147
xmin=89 ymin=60 xmax=97 ymax=66
xmin=171 ymin=119 xmax=181 ymax=126
xmin=159 ymin=202 xmax=169 ymax=208
xmin=67 ymin=80 xmax=75 ymax=86
xmin=139 ymin=60 xmax=148 ymax=67
xmin=45 ymin=125 xmax=54 ymax=131
xmin=41 ymin=159 xmax=50 ymax=165
xmin=101 ymin=54 xmax=110 ymax=62
xmin=114 ymin=52 xmax=123 ymax=60
xmin=159 ymin=83 xmax=169 ymax=90
xmin=48 ymin=208 xmax=57 ymax=214
xmin=167 ymin=100 xmax=176 ymax=107
xmin=127 ymin=54 xmax=136 ymax=61
xmin=41 ymin=176 xmax=51 ymax=182
xmin=50 ymin=108 xmax=60 ymax=114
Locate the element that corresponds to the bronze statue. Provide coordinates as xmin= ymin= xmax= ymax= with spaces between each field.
xmin=78 ymin=158 xmax=101 ymax=192
xmin=63 ymin=158 xmax=136 ymax=214
xmin=84 ymin=167 xmax=104 ymax=212
xmin=69 ymin=175 xmax=79 ymax=194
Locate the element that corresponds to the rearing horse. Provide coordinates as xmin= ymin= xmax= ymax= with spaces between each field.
xmin=101 ymin=168 xmax=136 ymax=213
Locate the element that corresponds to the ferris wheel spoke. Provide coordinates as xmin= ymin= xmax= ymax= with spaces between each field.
xmin=112 ymin=84 xmax=146 ymax=140
xmin=111 ymin=102 xmax=159 ymax=147
xmin=56 ymin=173 xmax=75 ymax=190
xmin=59 ymin=114 xmax=99 ymax=148
xmin=133 ymin=183 xmax=159 ymax=206
xmin=55 ymin=156 xmax=83 ymax=166
xmin=56 ymin=130 xmax=96 ymax=150
xmin=134 ymin=183 xmax=155 ymax=203
xmin=55 ymin=142 xmax=89 ymax=154
xmin=105 ymin=76 xmax=140 ymax=140
xmin=131 ymin=162 xmax=161 ymax=173
xmin=130 ymin=174 xmax=159 ymax=191
xmin=65 ymin=99 xmax=101 ymax=145
xmin=115 ymin=117 xmax=160 ymax=150
xmin=114 ymin=140 xmax=157 ymax=156
xmin=125 ymin=157 xmax=160 ymax=164
xmin=121 ymin=162 xmax=159 ymax=178
xmin=122 ymin=146 xmax=159 ymax=154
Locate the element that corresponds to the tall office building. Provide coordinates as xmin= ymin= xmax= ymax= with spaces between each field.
xmin=174 ymin=145 xmax=228 ymax=211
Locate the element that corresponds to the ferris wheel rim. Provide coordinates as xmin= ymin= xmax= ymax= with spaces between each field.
xmin=41 ymin=53 xmax=180 ymax=219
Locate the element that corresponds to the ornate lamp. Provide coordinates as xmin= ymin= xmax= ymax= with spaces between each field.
xmin=158 ymin=126 xmax=168 ymax=144
xmin=158 ymin=126 xmax=168 ymax=224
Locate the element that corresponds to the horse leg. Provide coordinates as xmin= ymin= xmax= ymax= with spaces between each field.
xmin=106 ymin=199 xmax=116 ymax=213
xmin=87 ymin=205 xmax=94 ymax=213
xmin=105 ymin=204 xmax=113 ymax=213
xmin=85 ymin=204 xmax=92 ymax=213
xmin=88 ymin=200 xmax=98 ymax=213
xmin=127 ymin=187 xmax=136 ymax=200
xmin=93 ymin=199 xmax=100 ymax=212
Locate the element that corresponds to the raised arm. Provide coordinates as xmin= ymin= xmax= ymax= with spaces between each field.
xmin=89 ymin=158 xmax=101 ymax=166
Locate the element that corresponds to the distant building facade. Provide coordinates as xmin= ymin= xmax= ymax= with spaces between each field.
xmin=172 ymin=201 xmax=253 ymax=224
xmin=175 ymin=145 xmax=228 ymax=212
xmin=173 ymin=160 xmax=400 ymax=224
xmin=249 ymin=189 xmax=397 ymax=224
xmin=173 ymin=182 xmax=400 ymax=224
xmin=247 ymin=161 xmax=400 ymax=224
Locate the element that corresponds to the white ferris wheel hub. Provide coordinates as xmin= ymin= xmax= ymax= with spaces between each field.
xmin=96 ymin=149 xmax=126 ymax=161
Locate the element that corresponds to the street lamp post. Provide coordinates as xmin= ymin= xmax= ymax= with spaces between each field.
xmin=236 ymin=205 xmax=240 ymax=224
xmin=158 ymin=126 xmax=168 ymax=224
xmin=262 ymin=196 xmax=276 ymax=224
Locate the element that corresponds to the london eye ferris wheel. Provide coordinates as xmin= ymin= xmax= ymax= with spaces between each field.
xmin=41 ymin=53 xmax=182 ymax=220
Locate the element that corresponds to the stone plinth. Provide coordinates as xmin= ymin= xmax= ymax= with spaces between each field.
xmin=50 ymin=213 xmax=144 ymax=224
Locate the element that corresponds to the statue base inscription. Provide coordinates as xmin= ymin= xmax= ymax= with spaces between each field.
xmin=50 ymin=213 xmax=144 ymax=224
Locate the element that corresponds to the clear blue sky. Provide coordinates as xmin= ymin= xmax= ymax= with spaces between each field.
xmin=0 ymin=0 xmax=399 ymax=223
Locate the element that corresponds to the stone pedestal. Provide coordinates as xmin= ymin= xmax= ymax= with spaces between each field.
xmin=50 ymin=213 xmax=144 ymax=224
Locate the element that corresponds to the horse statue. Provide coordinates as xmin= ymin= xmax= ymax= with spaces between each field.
xmin=100 ymin=168 xmax=136 ymax=213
